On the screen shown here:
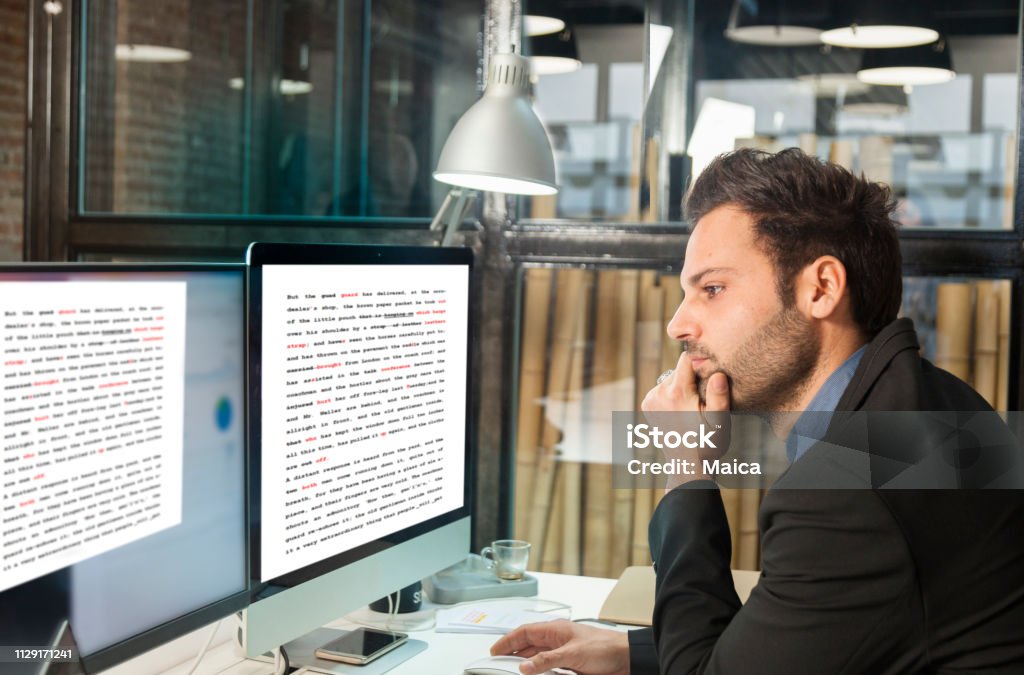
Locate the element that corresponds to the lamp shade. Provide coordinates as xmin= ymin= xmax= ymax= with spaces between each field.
xmin=525 ymin=14 xmax=566 ymax=37
xmin=725 ymin=0 xmax=825 ymax=46
xmin=434 ymin=52 xmax=558 ymax=196
xmin=529 ymin=28 xmax=582 ymax=76
xmin=798 ymin=72 xmax=870 ymax=97
xmin=821 ymin=2 xmax=939 ymax=48
xmin=115 ymin=0 xmax=192 ymax=63
xmin=792 ymin=46 xmax=870 ymax=97
xmin=858 ymin=40 xmax=955 ymax=86
xmin=843 ymin=86 xmax=909 ymax=115
xmin=115 ymin=44 xmax=192 ymax=62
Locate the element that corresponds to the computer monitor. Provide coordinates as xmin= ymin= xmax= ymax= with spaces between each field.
xmin=244 ymin=242 xmax=473 ymax=659
xmin=0 ymin=264 xmax=248 ymax=672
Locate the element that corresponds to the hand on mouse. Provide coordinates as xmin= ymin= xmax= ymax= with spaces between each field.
xmin=490 ymin=620 xmax=630 ymax=675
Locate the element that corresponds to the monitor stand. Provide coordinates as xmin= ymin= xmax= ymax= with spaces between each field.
xmin=40 ymin=620 xmax=86 ymax=675
xmin=282 ymin=627 xmax=427 ymax=675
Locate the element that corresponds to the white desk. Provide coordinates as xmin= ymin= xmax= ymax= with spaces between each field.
xmin=101 ymin=572 xmax=620 ymax=675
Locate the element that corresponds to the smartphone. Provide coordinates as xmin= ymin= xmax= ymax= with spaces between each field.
xmin=313 ymin=628 xmax=409 ymax=665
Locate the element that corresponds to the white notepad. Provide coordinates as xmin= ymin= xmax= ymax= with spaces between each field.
xmin=435 ymin=604 xmax=557 ymax=634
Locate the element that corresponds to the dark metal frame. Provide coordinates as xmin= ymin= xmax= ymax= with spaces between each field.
xmin=25 ymin=0 xmax=72 ymax=260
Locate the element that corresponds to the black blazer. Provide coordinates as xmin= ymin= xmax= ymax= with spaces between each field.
xmin=629 ymin=318 xmax=1024 ymax=674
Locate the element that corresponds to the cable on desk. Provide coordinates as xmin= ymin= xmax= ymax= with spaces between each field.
xmin=272 ymin=645 xmax=289 ymax=675
xmin=183 ymin=617 xmax=224 ymax=675
xmin=386 ymin=588 xmax=402 ymax=631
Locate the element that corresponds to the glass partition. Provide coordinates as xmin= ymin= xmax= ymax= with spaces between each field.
xmin=80 ymin=0 xmax=248 ymax=215
xmin=523 ymin=1 xmax=1019 ymax=227
xmin=512 ymin=267 xmax=682 ymax=575
xmin=527 ymin=19 xmax=646 ymax=220
xmin=79 ymin=0 xmax=480 ymax=219
xmin=512 ymin=268 xmax=1014 ymax=576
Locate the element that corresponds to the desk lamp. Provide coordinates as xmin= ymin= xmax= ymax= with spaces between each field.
xmin=431 ymin=51 xmax=558 ymax=245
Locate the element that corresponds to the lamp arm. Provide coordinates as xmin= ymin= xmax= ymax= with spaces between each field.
xmin=429 ymin=190 xmax=457 ymax=233
xmin=431 ymin=188 xmax=476 ymax=246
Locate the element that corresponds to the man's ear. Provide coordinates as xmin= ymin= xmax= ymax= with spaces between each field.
xmin=796 ymin=255 xmax=847 ymax=320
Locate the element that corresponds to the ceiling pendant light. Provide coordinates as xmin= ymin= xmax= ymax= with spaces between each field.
xmin=798 ymin=72 xmax=871 ymax=97
xmin=822 ymin=24 xmax=939 ymax=49
xmin=227 ymin=77 xmax=314 ymax=95
xmin=115 ymin=44 xmax=192 ymax=63
xmin=725 ymin=0 xmax=824 ymax=46
xmin=857 ymin=39 xmax=955 ymax=87
xmin=524 ymin=14 xmax=566 ymax=37
xmin=821 ymin=3 xmax=939 ymax=49
xmin=843 ymin=86 xmax=910 ymax=115
xmin=528 ymin=28 xmax=582 ymax=76
xmin=791 ymin=45 xmax=870 ymax=97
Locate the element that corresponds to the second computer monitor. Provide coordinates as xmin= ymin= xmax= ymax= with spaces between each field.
xmin=245 ymin=242 xmax=473 ymax=657
xmin=0 ymin=264 xmax=248 ymax=672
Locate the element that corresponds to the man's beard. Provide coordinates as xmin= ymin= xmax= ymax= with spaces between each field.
xmin=686 ymin=304 xmax=820 ymax=413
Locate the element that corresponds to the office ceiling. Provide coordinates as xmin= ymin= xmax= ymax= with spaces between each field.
xmin=527 ymin=0 xmax=1020 ymax=35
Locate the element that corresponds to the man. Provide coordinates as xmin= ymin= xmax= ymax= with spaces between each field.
xmin=492 ymin=148 xmax=1024 ymax=674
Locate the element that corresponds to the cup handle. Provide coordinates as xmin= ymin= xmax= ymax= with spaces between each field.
xmin=480 ymin=546 xmax=496 ymax=569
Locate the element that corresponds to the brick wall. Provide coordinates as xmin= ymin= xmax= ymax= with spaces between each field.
xmin=0 ymin=0 xmax=26 ymax=261
xmin=81 ymin=0 xmax=477 ymax=218
xmin=82 ymin=0 xmax=246 ymax=214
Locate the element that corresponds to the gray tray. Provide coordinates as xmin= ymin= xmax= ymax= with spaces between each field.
xmin=424 ymin=554 xmax=538 ymax=604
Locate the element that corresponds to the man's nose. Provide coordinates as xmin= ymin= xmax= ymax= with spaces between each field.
xmin=666 ymin=297 xmax=699 ymax=342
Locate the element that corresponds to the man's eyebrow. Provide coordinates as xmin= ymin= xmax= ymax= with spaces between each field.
xmin=685 ymin=267 xmax=738 ymax=288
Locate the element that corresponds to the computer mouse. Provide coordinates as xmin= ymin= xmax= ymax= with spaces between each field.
xmin=463 ymin=654 xmax=555 ymax=675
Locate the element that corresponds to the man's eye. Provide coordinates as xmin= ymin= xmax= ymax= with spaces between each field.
xmin=704 ymin=285 xmax=723 ymax=298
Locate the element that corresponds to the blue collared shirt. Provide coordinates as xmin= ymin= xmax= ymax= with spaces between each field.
xmin=786 ymin=345 xmax=867 ymax=463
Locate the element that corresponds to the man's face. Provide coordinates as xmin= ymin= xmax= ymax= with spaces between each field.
xmin=669 ymin=205 xmax=820 ymax=411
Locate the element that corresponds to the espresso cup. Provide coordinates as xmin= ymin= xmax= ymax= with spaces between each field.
xmin=480 ymin=539 xmax=531 ymax=581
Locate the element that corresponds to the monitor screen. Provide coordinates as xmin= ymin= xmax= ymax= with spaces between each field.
xmin=0 ymin=265 xmax=248 ymax=671
xmin=245 ymin=242 xmax=473 ymax=656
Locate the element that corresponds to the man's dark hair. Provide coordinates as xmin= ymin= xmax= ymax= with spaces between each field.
xmin=685 ymin=148 xmax=902 ymax=338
